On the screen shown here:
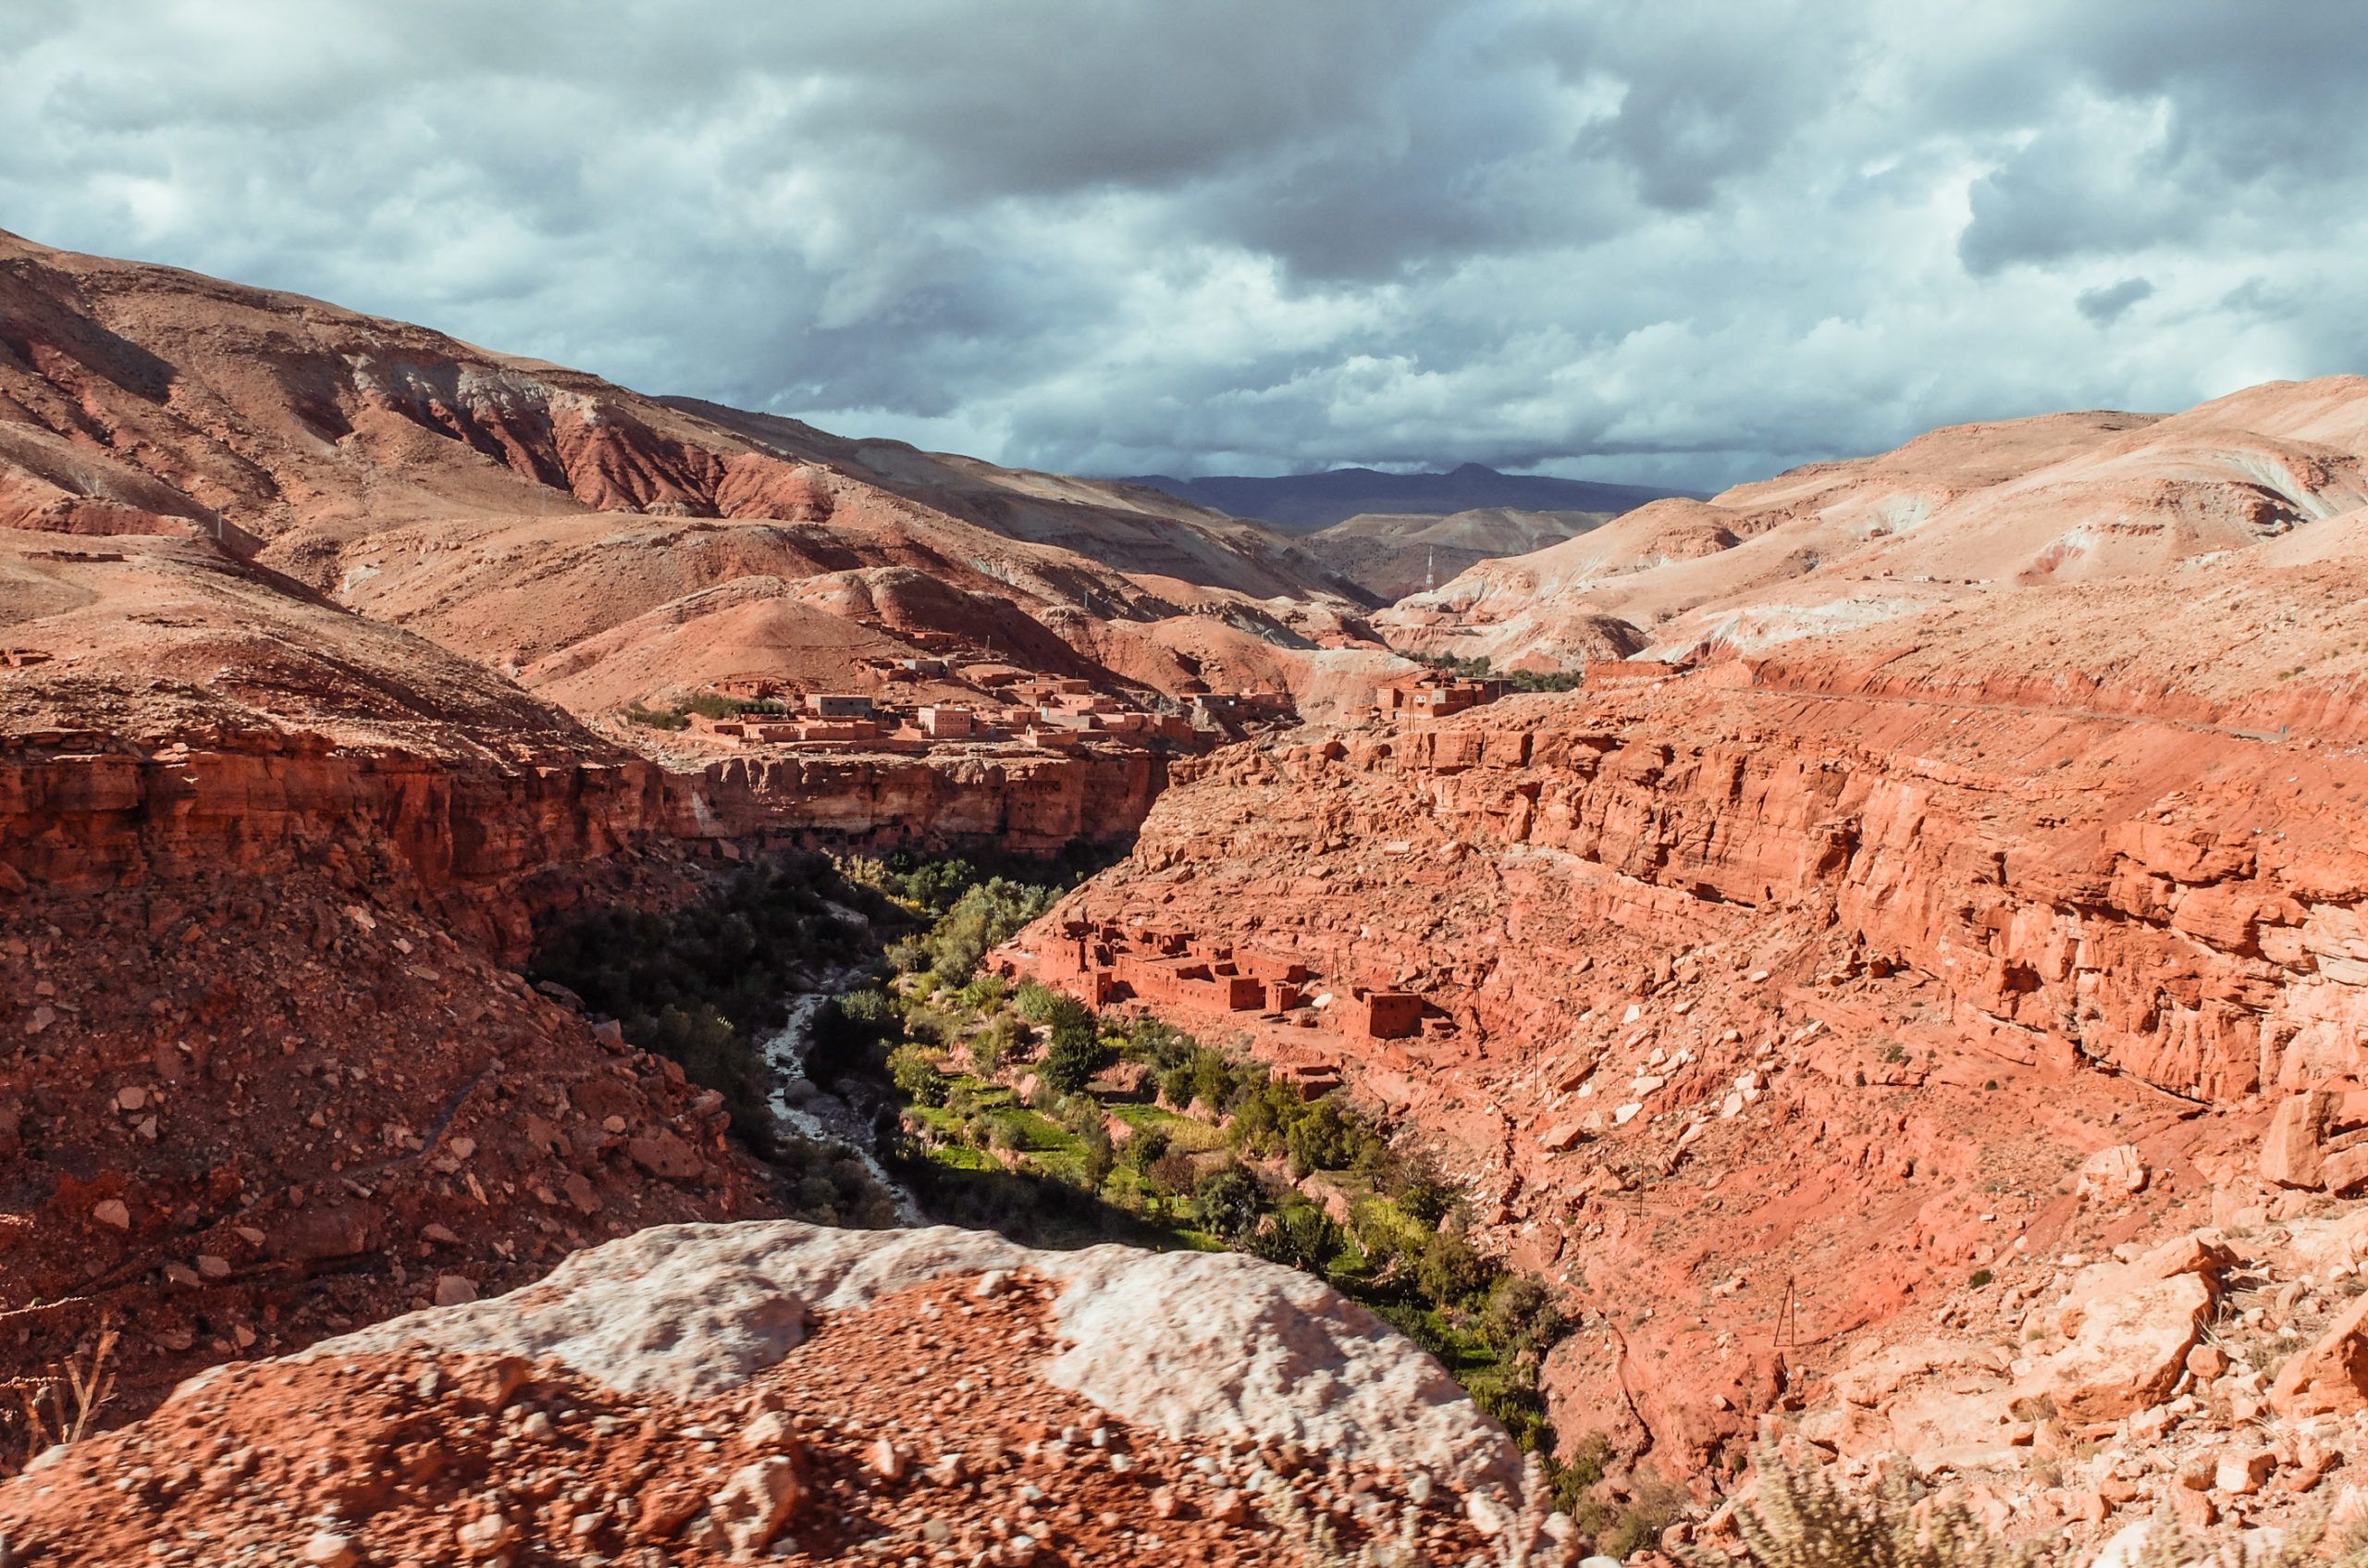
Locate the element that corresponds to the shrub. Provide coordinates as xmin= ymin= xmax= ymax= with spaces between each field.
xmin=923 ymin=880 xmax=1060 ymax=983
xmin=1593 ymin=1473 xmax=1693 ymax=1561
xmin=1120 ymin=1124 xmax=1172 ymax=1173
xmin=1158 ymin=1062 xmax=1197 ymax=1108
xmin=1078 ymin=1120 xmax=1116 ymax=1189
xmin=1479 ymin=1274 xmax=1569 ymax=1364
xmin=1015 ymin=981 xmax=1076 ymax=1025
xmin=1466 ymin=1364 xmax=1554 ymax=1452
xmin=886 ymin=1043 xmax=948 ymax=1107
xmin=1413 ymin=1228 xmax=1496 ymax=1306
xmin=1714 ymin=1443 xmax=2066 ymax=1568
xmin=1052 ymin=1093 xmax=1105 ymax=1138
xmin=1194 ymin=1162 xmax=1267 ymax=1241
xmin=1041 ymin=1020 xmax=1116 ymax=1095
xmin=1123 ymin=1016 xmax=1195 ymax=1067
xmin=623 ymin=701 xmax=691 ymax=730
xmin=1392 ymin=1169 xmax=1455 ymax=1227
xmin=1284 ymin=1096 xmax=1361 ymax=1177
xmin=6 ymin=1314 xmax=118 ymax=1475
xmin=956 ymin=973 xmax=1010 ymax=1014
xmin=904 ymin=1006 xmax=961 ymax=1047
xmin=1190 ymin=1048 xmax=1240 ymax=1111
xmin=1252 ymin=1196 xmax=1344 ymax=1272
xmin=971 ymin=1013 xmax=1028 ymax=1074
xmin=1146 ymin=1148 xmax=1201 ymax=1210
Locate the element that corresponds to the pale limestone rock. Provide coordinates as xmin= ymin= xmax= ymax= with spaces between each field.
xmin=305 ymin=1219 xmax=1527 ymax=1498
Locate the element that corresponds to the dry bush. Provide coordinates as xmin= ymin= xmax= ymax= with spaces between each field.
xmin=1705 ymin=1446 xmax=2066 ymax=1568
xmin=3 ymin=1314 xmax=118 ymax=1475
xmin=1705 ymin=1447 xmax=2368 ymax=1568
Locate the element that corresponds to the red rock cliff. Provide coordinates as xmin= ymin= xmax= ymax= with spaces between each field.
xmin=1011 ymin=657 xmax=2368 ymax=1475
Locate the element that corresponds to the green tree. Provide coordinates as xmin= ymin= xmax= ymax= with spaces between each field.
xmin=1252 ymin=1197 xmax=1344 ymax=1273
xmin=1194 ymin=1163 xmax=1267 ymax=1241
xmin=886 ymin=1043 xmax=948 ymax=1107
xmin=1120 ymin=1123 xmax=1172 ymax=1173
xmin=1413 ymin=1228 xmax=1496 ymax=1306
xmin=1078 ymin=1120 xmax=1116 ymax=1190
xmin=1039 ymin=1007 xmax=1114 ymax=1095
xmin=1285 ymin=1096 xmax=1358 ymax=1178
xmin=970 ymin=1013 xmax=1027 ymax=1074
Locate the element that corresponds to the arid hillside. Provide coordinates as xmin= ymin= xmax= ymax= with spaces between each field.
xmin=1005 ymin=467 xmax=2368 ymax=1551
xmin=0 ymin=230 xmax=1382 ymax=720
xmin=20 ymin=227 xmax=2368 ymax=1568
xmin=1382 ymin=387 xmax=2368 ymax=672
xmin=1306 ymin=507 xmax=1611 ymax=600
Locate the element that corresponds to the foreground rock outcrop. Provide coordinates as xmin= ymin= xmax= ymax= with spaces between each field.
xmin=0 ymin=1222 xmax=1563 ymax=1567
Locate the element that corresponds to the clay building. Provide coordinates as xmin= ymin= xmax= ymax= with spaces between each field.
xmin=1189 ymin=691 xmax=1294 ymax=727
xmin=1024 ymin=921 xmax=1436 ymax=1046
xmin=1371 ymin=674 xmax=1501 ymax=721
xmin=914 ymin=705 xmax=975 ymax=738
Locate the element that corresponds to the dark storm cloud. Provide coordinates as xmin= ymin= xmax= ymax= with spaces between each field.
xmin=5 ymin=0 xmax=2365 ymax=488
xmin=2077 ymin=278 xmax=2155 ymax=327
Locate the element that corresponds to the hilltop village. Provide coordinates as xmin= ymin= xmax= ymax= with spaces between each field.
xmin=632 ymin=673 xmax=1298 ymax=760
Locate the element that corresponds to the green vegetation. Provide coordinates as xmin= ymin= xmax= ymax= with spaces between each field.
xmin=531 ymin=844 xmax=1603 ymax=1513
xmin=808 ymin=856 xmax=1585 ymax=1500
xmin=528 ymin=856 xmax=870 ymax=1143
xmin=525 ymin=855 xmax=909 ymax=1226
xmin=623 ymin=691 xmax=796 ymax=730
xmin=1411 ymin=650 xmax=1586 ymax=693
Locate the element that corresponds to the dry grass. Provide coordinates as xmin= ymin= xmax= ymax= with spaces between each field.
xmin=3 ymin=1314 xmax=118 ymax=1476
xmin=1703 ymin=1447 xmax=2368 ymax=1568
xmin=1704 ymin=1446 xmax=2066 ymax=1568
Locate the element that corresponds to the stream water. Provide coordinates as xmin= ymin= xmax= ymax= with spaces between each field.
xmin=758 ymin=976 xmax=925 ymax=1225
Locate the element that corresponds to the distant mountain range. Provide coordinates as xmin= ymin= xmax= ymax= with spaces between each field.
xmin=1121 ymin=463 xmax=1702 ymax=532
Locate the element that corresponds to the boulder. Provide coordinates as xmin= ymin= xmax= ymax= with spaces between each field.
xmin=2076 ymin=1144 xmax=2148 ymax=1201
xmin=708 ymin=1456 xmax=807 ymax=1556
xmin=627 ymin=1130 xmax=703 ymax=1181
xmin=2272 ymin=1292 xmax=2368 ymax=1419
xmin=2263 ymin=1093 xmax=2334 ymax=1188
xmin=2016 ymin=1271 xmax=2214 ymax=1423
xmin=305 ymin=1220 xmax=1528 ymax=1494
xmin=2132 ymin=1232 xmax=2237 ymax=1283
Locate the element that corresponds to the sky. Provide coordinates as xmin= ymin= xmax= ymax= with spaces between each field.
xmin=7 ymin=0 xmax=2366 ymax=490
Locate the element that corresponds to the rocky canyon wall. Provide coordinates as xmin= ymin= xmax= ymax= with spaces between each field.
xmin=1013 ymin=659 xmax=2368 ymax=1478
xmin=2 ymin=735 xmax=1162 ymax=946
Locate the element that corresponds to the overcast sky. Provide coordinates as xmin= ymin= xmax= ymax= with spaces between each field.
xmin=9 ymin=1 xmax=2366 ymax=489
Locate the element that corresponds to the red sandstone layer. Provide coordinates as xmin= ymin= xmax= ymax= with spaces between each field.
xmin=1005 ymin=616 xmax=2368 ymax=1477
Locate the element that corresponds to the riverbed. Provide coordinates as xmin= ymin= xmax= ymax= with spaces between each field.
xmin=758 ymin=977 xmax=925 ymax=1225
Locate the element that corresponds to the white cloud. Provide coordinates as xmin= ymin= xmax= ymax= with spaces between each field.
xmin=4 ymin=0 xmax=2365 ymax=488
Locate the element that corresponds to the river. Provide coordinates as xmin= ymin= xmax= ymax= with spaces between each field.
xmin=757 ymin=976 xmax=925 ymax=1225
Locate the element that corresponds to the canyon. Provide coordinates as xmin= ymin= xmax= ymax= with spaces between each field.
xmin=1003 ymin=454 xmax=2368 ymax=1545
xmin=9 ymin=228 xmax=2368 ymax=1568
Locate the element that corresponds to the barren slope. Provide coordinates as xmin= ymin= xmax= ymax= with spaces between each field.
xmin=1383 ymin=389 xmax=2368 ymax=670
xmin=1306 ymin=507 xmax=1611 ymax=599
xmin=1007 ymin=511 xmax=2368 ymax=1539
xmin=0 ymin=230 xmax=1374 ymax=715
